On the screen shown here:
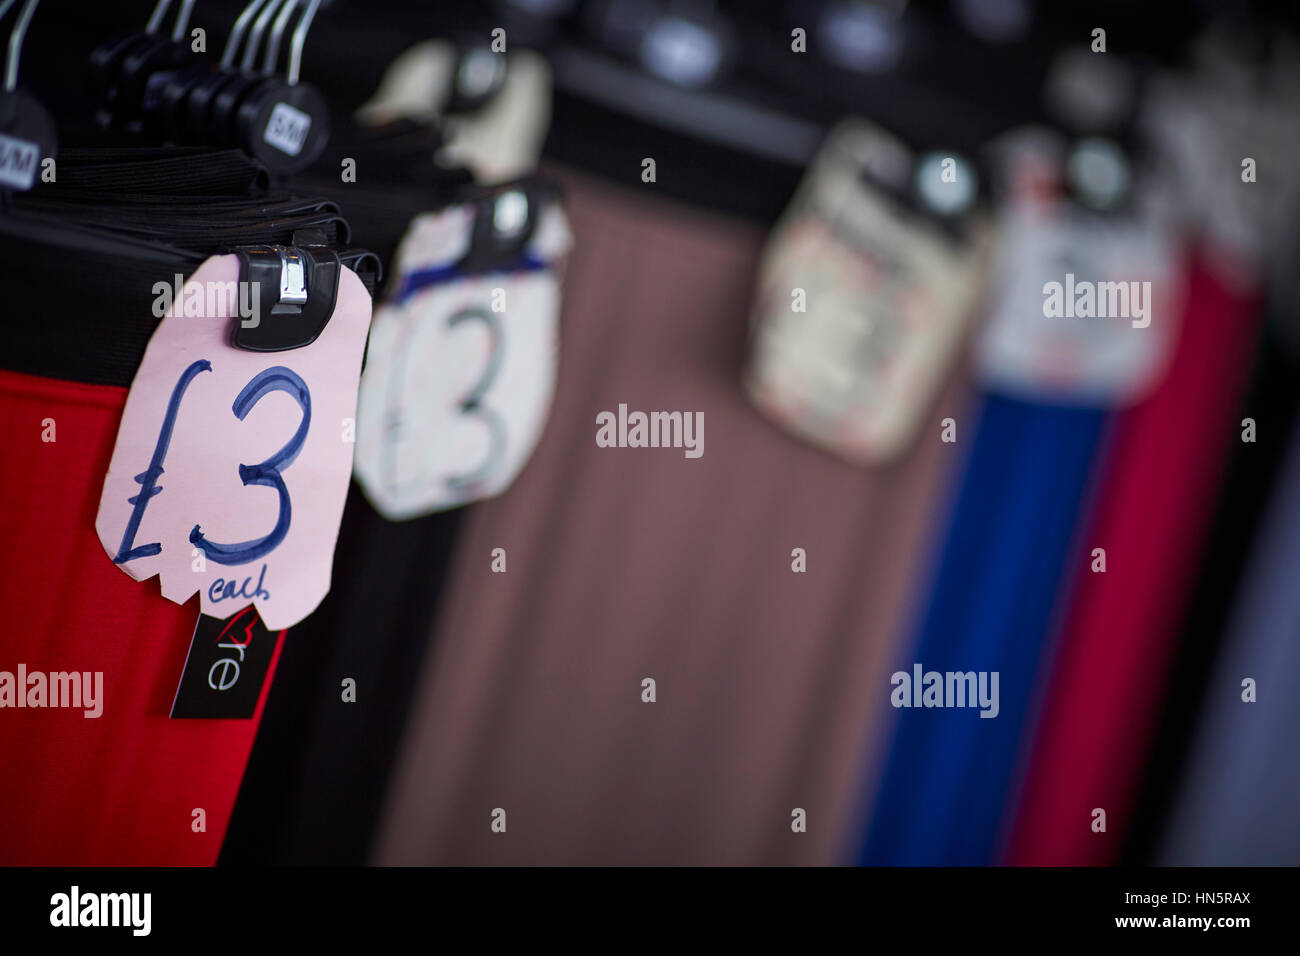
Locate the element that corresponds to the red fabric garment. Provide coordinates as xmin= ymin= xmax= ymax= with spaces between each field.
xmin=0 ymin=369 xmax=284 ymax=865
xmin=1002 ymin=257 xmax=1261 ymax=865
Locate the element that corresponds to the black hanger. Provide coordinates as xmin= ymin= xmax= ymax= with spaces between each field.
xmin=214 ymin=0 xmax=330 ymax=173
xmin=92 ymin=0 xmax=332 ymax=176
xmin=91 ymin=1 xmax=204 ymax=133
xmin=0 ymin=0 xmax=55 ymax=196
xmin=89 ymin=0 xmax=194 ymax=131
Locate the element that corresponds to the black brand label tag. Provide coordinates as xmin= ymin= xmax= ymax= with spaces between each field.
xmin=170 ymin=606 xmax=278 ymax=719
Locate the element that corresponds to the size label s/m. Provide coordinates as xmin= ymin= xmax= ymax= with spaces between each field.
xmin=0 ymin=132 xmax=40 ymax=190
xmin=263 ymin=102 xmax=312 ymax=157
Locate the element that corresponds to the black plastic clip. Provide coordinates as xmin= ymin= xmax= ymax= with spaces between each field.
xmin=454 ymin=178 xmax=559 ymax=274
xmin=231 ymin=242 xmax=340 ymax=352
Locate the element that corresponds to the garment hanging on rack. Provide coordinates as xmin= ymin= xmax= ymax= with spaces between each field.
xmin=0 ymin=217 xmax=250 ymax=866
xmin=219 ymin=121 xmax=469 ymax=865
xmin=1101 ymin=37 xmax=1300 ymax=865
xmin=852 ymin=132 xmax=1183 ymax=865
xmin=854 ymin=393 xmax=1107 ymax=865
xmin=371 ymin=167 xmax=972 ymax=865
xmin=1002 ymin=255 xmax=1261 ymax=865
xmin=1119 ymin=314 xmax=1300 ymax=863
xmin=222 ymin=115 xmax=567 ymax=864
xmin=1154 ymin=407 xmax=1300 ymax=865
xmin=218 ymin=483 xmax=467 ymax=864
xmin=0 ymin=145 xmax=374 ymax=864
xmin=0 ymin=363 xmax=282 ymax=865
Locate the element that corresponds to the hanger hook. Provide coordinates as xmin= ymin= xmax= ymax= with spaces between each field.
xmin=2 ymin=0 xmax=39 ymax=93
xmin=241 ymin=0 xmax=287 ymax=72
xmin=286 ymin=0 xmax=321 ymax=86
xmin=221 ymin=0 xmax=269 ymax=70
xmin=148 ymin=0 xmax=197 ymax=41
xmin=146 ymin=0 xmax=173 ymax=35
xmin=172 ymin=0 xmax=196 ymax=41
xmin=261 ymin=0 xmax=299 ymax=76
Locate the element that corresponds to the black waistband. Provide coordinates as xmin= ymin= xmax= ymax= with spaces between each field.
xmin=0 ymin=225 xmax=189 ymax=388
xmin=0 ymin=147 xmax=379 ymax=389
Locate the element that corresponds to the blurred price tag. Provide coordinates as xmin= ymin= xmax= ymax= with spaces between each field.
xmin=746 ymin=120 xmax=989 ymax=464
xmin=354 ymin=200 xmax=571 ymax=518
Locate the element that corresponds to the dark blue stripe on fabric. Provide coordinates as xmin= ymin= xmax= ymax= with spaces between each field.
xmin=395 ymin=254 xmax=549 ymax=304
xmin=856 ymin=392 xmax=1106 ymax=865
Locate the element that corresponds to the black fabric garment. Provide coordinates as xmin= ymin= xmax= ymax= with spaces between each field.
xmin=0 ymin=228 xmax=186 ymax=386
xmin=1121 ymin=313 xmax=1300 ymax=863
xmin=220 ymin=125 xmax=471 ymax=866
xmin=220 ymin=487 xmax=463 ymax=865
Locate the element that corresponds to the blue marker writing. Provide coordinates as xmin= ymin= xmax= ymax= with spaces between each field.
xmin=113 ymin=359 xmax=212 ymax=564
xmin=191 ymin=366 xmax=311 ymax=566
xmin=208 ymin=564 xmax=272 ymax=603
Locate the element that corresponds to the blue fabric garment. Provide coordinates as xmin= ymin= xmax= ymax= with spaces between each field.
xmin=857 ymin=392 xmax=1107 ymax=865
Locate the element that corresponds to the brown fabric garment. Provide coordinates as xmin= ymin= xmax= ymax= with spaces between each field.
xmin=372 ymin=168 xmax=972 ymax=865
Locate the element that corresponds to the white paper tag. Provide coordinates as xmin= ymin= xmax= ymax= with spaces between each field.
xmin=95 ymin=256 xmax=372 ymax=630
xmin=975 ymin=164 xmax=1182 ymax=407
xmin=745 ymin=120 xmax=989 ymax=465
xmin=0 ymin=132 xmax=41 ymax=190
xmin=263 ymin=102 xmax=312 ymax=157
xmin=1142 ymin=57 xmax=1300 ymax=278
xmin=353 ymin=201 xmax=571 ymax=518
xmin=356 ymin=41 xmax=551 ymax=182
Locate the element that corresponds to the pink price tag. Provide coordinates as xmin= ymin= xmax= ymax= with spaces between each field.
xmin=94 ymin=255 xmax=372 ymax=630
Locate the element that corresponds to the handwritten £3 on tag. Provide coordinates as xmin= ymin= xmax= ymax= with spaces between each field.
xmin=94 ymin=255 xmax=372 ymax=630
xmin=354 ymin=202 xmax=571 ymax=519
